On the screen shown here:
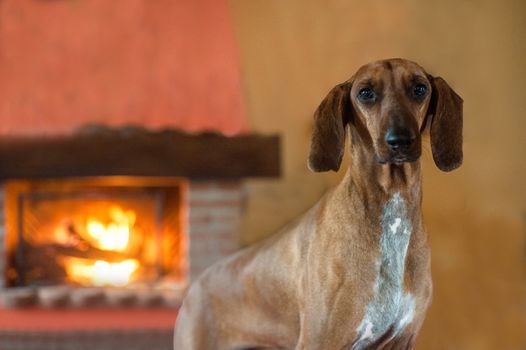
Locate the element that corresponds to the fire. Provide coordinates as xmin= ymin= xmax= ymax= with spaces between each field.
xmin=86 ymin=206 xmax=136 ymax=252
xmin=65 ymin=258 xmax=139 ymax=287
xmin=61 ymin=206 xmax=140 ymax=286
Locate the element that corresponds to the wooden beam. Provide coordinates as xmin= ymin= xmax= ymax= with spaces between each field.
xmin=0 ymin=127 xmax=281 ymax=180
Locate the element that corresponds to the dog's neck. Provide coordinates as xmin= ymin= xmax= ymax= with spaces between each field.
xmin=343 ymin=143 xmax=423 ymax=223
xmin=343 ymin=144 xmax=424 ymax=347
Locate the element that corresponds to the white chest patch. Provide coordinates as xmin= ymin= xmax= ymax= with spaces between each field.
xmin=353 ymin=193 xmax=415 ymax=349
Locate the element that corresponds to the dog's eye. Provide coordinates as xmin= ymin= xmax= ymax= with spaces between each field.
xmin=412 ymin=84 xmax=427 ymax=97
xmin=358 ymin=88 xmax=376 ymax=102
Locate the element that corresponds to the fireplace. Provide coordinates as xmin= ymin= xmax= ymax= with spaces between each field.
xmin=2 ymin=177 xmax=187 ymax=308
xmin=0 ymin=128 xmax=280 ymax=311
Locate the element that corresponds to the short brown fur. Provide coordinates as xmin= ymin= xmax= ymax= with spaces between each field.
xmin=174 ymin=58 xmax=463 ymax=350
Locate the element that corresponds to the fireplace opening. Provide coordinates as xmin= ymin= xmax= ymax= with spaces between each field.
xmin=2 ymin=177 xmax=188 ymax=307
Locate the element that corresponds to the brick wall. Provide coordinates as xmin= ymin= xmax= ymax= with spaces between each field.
xmin=187 ymin=181 xmax=244 ymax=279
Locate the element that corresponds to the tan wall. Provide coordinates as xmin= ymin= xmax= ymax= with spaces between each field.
xmin=230 ymin=0 xmax=526 ymax=349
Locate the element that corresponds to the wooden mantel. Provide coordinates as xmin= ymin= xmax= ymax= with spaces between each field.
xmin=0 ymin=126 xmax=281 ymax=180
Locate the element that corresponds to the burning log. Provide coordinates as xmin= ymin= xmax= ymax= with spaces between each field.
xmin=18 ymin=240 xmax=132 ymax=286
xmin=49 ymin=243 xmax=130 ymax=262
xmin=52 ymin=219 xmax=134 ymax=261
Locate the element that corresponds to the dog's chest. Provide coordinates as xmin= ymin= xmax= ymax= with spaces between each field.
xmin=352 ymin=193 xmax=415 ymax=349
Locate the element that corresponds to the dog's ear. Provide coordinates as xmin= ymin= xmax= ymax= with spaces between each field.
xmin=426 ymin=75 xmax=463 ymax=172
xmin=308 ymin=81 xmax=353 ymax=172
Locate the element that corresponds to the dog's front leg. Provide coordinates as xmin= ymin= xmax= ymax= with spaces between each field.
xmin=174 ymin=280 xmax=219 ymax=350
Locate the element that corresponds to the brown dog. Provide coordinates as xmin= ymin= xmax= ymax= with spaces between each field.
xmin=174 ymin=58 xmax=463 ymax=350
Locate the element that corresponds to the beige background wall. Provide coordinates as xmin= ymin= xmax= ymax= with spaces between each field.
xmin=230 ymin=0 xmax=525 ymax=349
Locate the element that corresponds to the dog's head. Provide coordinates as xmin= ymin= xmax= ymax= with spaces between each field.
xmin=308 ymin=58 xmax=463 ymax=172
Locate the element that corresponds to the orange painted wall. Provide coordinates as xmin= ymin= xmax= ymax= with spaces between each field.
xmin=0 ymin=0 xmax=248 ymax=136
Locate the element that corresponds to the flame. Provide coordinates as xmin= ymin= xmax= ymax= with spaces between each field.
xmin=65 ymin=258 xmax=139 ymax=287
xmin=86 ymin=206 xmax=136 ymax=252
xmin=60 ymin=206 xmax=140 ymax=286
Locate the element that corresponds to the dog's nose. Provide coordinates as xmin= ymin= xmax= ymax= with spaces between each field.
xmin=385 ymin=128 xmax=415 ymax=151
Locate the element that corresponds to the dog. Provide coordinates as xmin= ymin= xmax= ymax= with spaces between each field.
xmin=174 ymin=58 xmax=463 ymax=350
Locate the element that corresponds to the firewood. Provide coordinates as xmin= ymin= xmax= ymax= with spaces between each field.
xmin=50 ymin=243 xmax=129 ymax=261
xmin=18 ymin=240 xmax=131 ymax=286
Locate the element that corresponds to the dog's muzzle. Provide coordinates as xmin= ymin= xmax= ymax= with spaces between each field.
xmin=381 ymin=127 xmax=420 ymax=165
